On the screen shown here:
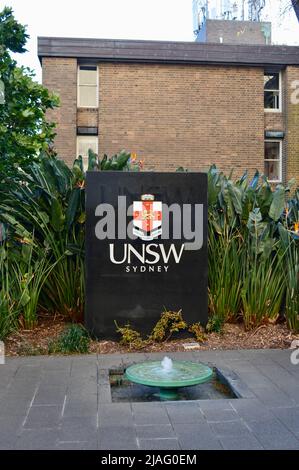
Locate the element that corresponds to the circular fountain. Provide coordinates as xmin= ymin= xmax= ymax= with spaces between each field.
xmin=125 ymin=356 xmax=213 ymax=400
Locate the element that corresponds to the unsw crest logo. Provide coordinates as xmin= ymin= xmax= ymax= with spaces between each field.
xmin=94 ymin=194 xmax=203 ymax=273
xmin=133 ymin=194 xmax=162 ymax=241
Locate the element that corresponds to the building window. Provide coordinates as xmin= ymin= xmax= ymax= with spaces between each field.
xmin=78 ymin=65 xmax=98 ymax=108
xmin=264 ymin=72 xmax=281 ymax=111
xmin=264 ymin=140 xmax=282 ymax=182
xmin=77 ymin=136 xmax=98 ymax=171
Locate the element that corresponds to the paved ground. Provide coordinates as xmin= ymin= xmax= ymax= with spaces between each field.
xmin=0 ymin=349 xmax=299 ymax=450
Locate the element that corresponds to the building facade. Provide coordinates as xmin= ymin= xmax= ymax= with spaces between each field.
xmin=195 ymin=19 xmax=271 ymax=45
xmin=38 ymin=37 xmax=299 ymax=184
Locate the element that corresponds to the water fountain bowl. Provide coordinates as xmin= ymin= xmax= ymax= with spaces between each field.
xmin=125 ymin=358 xmax=213 ymax=401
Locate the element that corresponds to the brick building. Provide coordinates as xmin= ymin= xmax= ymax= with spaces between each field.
xmin=195 ymin=19 xmax=272 ymax=45
xmin=38 ymin=34 xmax=299 ymax=184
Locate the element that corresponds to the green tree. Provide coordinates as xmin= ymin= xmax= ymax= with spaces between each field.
xmin=0 ymin=7 xmax=58 ymax=177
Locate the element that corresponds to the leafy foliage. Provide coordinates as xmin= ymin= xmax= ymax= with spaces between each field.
xmin=115 ymin=310 xmax=199 ymax=349
xmin=278 ymin=224 xmax=299 ymax=331
xmin=1 ymin=155 xmax=298 ymax=341
xmin=208 ymin=223 xmax=243 ymax=322
xmin=76 ymin=149 xmax=143 ymax=172
xmin=0 ymin=243 xmax=19 ymax=339
xmin=241 ymin=240 xmax=286 ymax=330
xmin=0 ymin=154 xmax=85 ymax=320
xmin=0 ymin=149 xmax=141 ymax=336
xmin=0 ymin=238 xmax=55 ymax=335
xmin=48 ymin=324 xmax=90 ymax=354
xmin=188 ymin=323 xmax=206 ymax=342
xmin=0 ymin=7 xmax=59 ymax=177
xmin=11 ymin=242 xmax=57 ymax=329
xmin=206 ymin=315 xmax=224 ymax=334
xmin=207 ymin=166 xmax=299 ymax=331
xmin=149 ymin=310 xmax=188 ymax=342
xmin=114 ymin=321 xmax=146 ymax=350
xmin=0 ymin=6 xmax=27 ymax=53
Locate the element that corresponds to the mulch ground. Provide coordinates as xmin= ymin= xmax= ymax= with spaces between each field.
xmin=4 ymin=313 xmax=299 ymax=356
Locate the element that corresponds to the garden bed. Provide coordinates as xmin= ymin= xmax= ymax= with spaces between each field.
xmin=4 ymin=314 xmax=299 ymax=357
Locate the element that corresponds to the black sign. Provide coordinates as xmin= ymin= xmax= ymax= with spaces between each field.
xmin=85 ymin=172 xmax=208 ymax=339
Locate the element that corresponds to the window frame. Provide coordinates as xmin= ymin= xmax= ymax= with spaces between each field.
xmin=77 ymin=65 xmax=99 ymax=109
xmin=264 ymin=71 xmax=282 ymax=113
xmin=264 ymin=139 xmax=282 ymax=183
xmin=76 ymin=135 xmax=99 ymax=171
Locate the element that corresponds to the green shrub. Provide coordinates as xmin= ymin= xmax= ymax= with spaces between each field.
xmin=0 ymin=151 xmax=140 ymax=325
xmin=13 ymin=242 xmax=58 ymax=329
xmin=114 ymin=321 xmax=146 ymax=350
xmin=0 ymin=242 xmax=22 ymax=339
xmin=208 ymin=222 xmax=244 ymax=322
xmin=278 ymin=224 xmax=299 ymax=332
xmin=48 ymin=324 xmax=90 ymax=354
xmin=188 ymin=322 xmax=206 ymax=342
xmin=0 ymin=245 xmax=13 ymax=339
xmin=1 ymin=157 xmax=298 ymax=341
xmin=0 ymin=156 xmax=86 ymax=320
xmin=75 ymin=149 xmax=140 ymax=172
xmin=149 ymin=310 xmax=187 ymax=342
xmin=206 ymin=315 xmax=224 ymax=334
xmin=115 ymin=310 xmax=189 ymax=348
xmin=240 ymin=213 xmax=286 ymax=330
xmin=207 ymin=166 xmax=298 ymax=330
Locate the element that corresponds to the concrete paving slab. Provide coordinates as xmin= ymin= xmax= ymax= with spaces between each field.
xmin=138 ymin=438 xmax=180 ymax=450
xmin=0 ymin=349 xmax=298 ymax=450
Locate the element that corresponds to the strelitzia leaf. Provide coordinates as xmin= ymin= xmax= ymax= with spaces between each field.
xmin=250 ymin=170 xmax=260 ymax=189
xmin=78 ymin=212 xmax=86 ymax=224
xmin=269 ymin=186 xmax=285 ymax=222
xmin=247 ymin=208 xmax=266 ymax=238
xmin=50 ymin=198 xmax=65 ymax=232
xmin=19 ymin=290 xmax=30 ymax=308
xmin=66 ymin=189 xmax=80 ymax=230
xmin=228 ymin=182 xmax=243 ymax=215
